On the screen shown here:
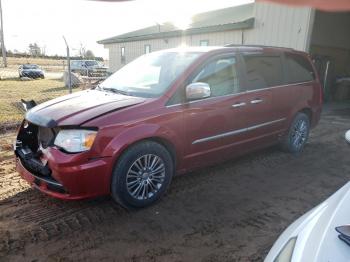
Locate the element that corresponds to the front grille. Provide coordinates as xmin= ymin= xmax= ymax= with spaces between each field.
xmin=16 ymin=122 xmax=54 ymax=177
xmin=16 ymin=122 xmax=68 ymax=194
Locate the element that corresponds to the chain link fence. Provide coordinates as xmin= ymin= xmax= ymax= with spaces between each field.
xmin=0 ymin=56 xmax=108 ymax=135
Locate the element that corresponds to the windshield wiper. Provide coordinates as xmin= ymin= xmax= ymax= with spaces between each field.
xmin=100 ymin=87 xmax=130 ymax=96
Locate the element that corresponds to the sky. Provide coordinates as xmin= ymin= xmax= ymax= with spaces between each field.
xmin=3 ymin=0 xmax=253 ymax=59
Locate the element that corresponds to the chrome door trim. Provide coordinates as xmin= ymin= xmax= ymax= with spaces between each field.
xmin=165 ymin=81 xmax=315 ymax=108
xmin=192 ymin=118 xmax=286 ymax=145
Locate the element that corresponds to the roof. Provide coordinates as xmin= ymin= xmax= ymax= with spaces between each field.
xmin=152 ymin=46 xmax=224 ymax=53
xmin=147 ymin=45 xmax=298 ymax=55
xmin=98 ymin=3 xmax=255 ymax=45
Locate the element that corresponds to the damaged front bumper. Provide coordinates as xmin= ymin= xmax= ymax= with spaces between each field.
xmin=15 ymin=153 xmax=67 ymax=197
xmin=14 ymin=121 xmax=112 ymax=200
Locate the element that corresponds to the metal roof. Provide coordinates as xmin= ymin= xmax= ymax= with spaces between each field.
xmin=98 ymin=3 xmax=255 ymax=44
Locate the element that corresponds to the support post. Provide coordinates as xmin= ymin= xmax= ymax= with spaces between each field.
xmin=0 ymin=0 xmax=7 ymax=67
xmin=63 ymin=36 xmax=72 ymax=94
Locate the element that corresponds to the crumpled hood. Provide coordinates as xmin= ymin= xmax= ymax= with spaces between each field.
xmin=265 ymin=182 xmax=350 ymax=262
xmin=26 ymin=89 xmax=146 ymax=127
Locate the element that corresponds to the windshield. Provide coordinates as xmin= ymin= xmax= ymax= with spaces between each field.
xmin=99 ymin=51 xmax=200 ymax=98
xmin=23 ymin=64 xmax=39 ymax=69
xmin=85 ymin=61 xmax=99 ymax=66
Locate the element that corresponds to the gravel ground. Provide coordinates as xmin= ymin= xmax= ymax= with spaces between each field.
xmin=0 ymin=107 xmax=349 ymax=262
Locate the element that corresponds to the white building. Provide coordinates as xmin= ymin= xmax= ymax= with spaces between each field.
xmin=98 ymin=1 xmax=350 ymax=94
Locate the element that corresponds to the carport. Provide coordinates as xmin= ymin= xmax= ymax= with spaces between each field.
xmin=309 ymin=11 xmax=350 ymax=102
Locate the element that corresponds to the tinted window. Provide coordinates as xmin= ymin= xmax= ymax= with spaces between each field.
xmin=200 ymin=40 xmax=209 ymax=46
xmin=121 ymin=47 xmax=126 ymax=64
xmin=243 ymin=55 xmax=283 ymax=90
xmin=85 ymin=61 xmax=98 ymax=66
xmin=285 ymin=53 xmax=315 ymax=83
xmin=23 ymin=64 xmax=39 ymax=69
xmin=192 ymin=57 xmax=240 ymax=97
xmin=145 ymin=45 xmax=151 ymax=54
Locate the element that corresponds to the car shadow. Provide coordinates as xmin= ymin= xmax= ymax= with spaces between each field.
xmin=1 ymin=124 xmax=350 ymax=261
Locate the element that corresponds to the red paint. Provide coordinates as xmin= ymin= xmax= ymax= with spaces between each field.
xmin=15 ymin=46 xmax=322 ymax=200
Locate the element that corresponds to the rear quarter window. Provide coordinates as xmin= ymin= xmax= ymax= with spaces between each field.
xmin=243 ymin=55 xmax=283 ymax=90
xmin=285 ymin=53 xmax=315 ymax=84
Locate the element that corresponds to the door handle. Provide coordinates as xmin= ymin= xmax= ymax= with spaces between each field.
xmin=250 ymin=99 xmax=263 ymax=104
xmin=232 ymin=102 xmax=246 ymax=108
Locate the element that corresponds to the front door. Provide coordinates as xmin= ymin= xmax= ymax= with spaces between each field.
xmin=182 ymin=54 xmax=251 ymax=168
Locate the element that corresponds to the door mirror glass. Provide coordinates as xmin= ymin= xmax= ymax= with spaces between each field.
xmin=346 ymin=130 xmax=350 ymax=144
xmin=186 ymin=82 xmax=211 ymax=100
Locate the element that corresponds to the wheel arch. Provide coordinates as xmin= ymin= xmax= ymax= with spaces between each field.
xmin=299 ymin=107 xmax=312 ymax=123
xmin=144 ymin=137 xmax=177 ymax=167
xmin=110 ymin=135 xmax=178 ymax=173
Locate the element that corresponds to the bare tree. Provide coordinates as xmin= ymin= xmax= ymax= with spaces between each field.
xmin=85 ymin=50 xmax=95 ymax=59
xmin=41 ymin=45 xmax=46 ymax=56
xmin=79 ymin=43 xmax=86 ymax=58
xmin=28 ymin=43 xmax=41 ymax=57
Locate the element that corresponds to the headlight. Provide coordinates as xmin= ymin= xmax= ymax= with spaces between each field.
xmin=274 ymin=237 xmax=297 ymax=262
xmin=54 ymin=129 xmax=97 ymax=153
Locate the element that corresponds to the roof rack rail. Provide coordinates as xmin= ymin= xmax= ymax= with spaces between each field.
xmin=224 ymin=44 xmax=294 ymax=50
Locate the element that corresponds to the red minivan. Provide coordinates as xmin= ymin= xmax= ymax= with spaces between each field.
xmin=15 ymin=46 xmax=322 ymax=208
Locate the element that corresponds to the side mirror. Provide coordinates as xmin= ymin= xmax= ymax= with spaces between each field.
xmin=346 ymin=130 xmax=350 ymax=144
xmin=186 ymin=82 xmax=211 ymax=101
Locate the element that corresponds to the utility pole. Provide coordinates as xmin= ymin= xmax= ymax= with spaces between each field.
xmin=0 ymin=0 xmax=7 ymax=67
xmin=63 ymin=36 xmax=72 ymax=94
xmin=154 ymin=21 xmax=161 ymax=33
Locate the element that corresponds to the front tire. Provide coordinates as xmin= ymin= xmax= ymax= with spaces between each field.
xmin=281 ymin=112 xmax=310 ymax=153
xmin=111 ymin=141 xmax=174 ymax=209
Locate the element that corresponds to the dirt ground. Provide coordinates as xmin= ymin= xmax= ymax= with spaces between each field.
xmin=0 ymin=106 xmax=349 ymax=262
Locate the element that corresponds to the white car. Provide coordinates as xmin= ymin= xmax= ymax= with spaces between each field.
xmin=265 ymin=181 xmax=350 ymax=262
xmin=266 ymin=130 xmax=350 ymax=262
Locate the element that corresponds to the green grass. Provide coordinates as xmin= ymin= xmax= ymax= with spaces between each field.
xmin=0 ymin=78 xmax=72 ymax=124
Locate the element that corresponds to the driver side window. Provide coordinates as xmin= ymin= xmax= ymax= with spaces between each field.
xmin=192 ymin=56 xmax=240 ymax=97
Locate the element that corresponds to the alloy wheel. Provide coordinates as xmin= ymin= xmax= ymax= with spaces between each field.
xmin=291 ymin=119 xmax=308 ymax=151
xmin=126 ymin=154 xmax=165 ymax=200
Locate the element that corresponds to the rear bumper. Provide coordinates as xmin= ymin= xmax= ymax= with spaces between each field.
xmin=21 ymin=72 xmax=44 ymax=78
xmin=15 ymin=147 xmax=113 ymax=200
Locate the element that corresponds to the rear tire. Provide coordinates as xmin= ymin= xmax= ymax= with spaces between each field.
xmin=111 ymin=141 xmax=174 ymax=209
xmin=281 ymin=112 xmax=310 ymax=153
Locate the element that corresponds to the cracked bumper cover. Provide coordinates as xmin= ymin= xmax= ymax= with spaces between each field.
xmin=15 ymin=146 xmax=113 ymax=200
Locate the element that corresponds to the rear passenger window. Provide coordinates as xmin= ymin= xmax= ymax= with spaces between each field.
xmin=285 ymin=53 xmax=315 ymax=84
xmin=192 ymin=57 xmax=240 ymax=97
xmin=243 ymin=55 xmax=283 ymax=90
